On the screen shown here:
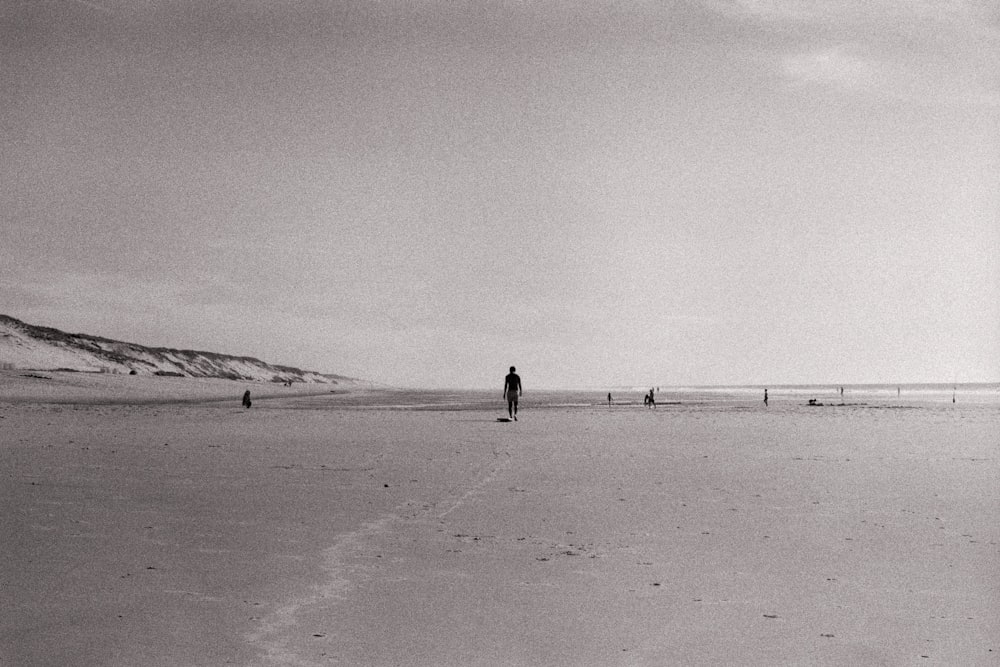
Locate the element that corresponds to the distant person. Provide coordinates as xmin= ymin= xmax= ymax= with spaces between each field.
xmin=764 ymin=388 xmax=768 ymax=406
xmin=647 ymin=389 xmax=656 ymax=408
xmin=503 ymin=366 xmax=521 ymax=420
xmin=607 ymin=392 xmax=612 ymax=406
xmin=242 ymin=389 xmax=252 ymax=409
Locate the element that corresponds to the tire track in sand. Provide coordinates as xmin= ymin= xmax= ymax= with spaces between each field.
xmin=246 ymin=448 xmax=513 ymax=665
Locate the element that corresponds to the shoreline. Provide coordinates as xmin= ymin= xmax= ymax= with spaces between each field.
xmin=2 ymin=370 xmax=996 ymax=407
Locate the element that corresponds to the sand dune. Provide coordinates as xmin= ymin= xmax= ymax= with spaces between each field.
xmin=0 ymin=314 xmax=351 ymax=384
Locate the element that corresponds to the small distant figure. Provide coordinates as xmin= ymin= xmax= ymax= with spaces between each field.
xmin=897 ymin=386 xmax=900 ymax=397
xmin=242 ymin=390 xmax=252 ymax=409
xmin=607 ymin=392 xmax=612 ymax=406
xmin=504 ymin=366 xmax=521 ymax=420
xmin=764 ymin=388 xmax=768 ymax=406
xmin=647 ymin=389 xmax=656 ymax=408
xmin=840 ymin=386 xmax=844 ymax=397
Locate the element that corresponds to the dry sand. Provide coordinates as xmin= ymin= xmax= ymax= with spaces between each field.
xmin=2 ymin=374 xmax=997 ymax=666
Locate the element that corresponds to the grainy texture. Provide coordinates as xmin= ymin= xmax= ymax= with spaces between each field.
xmin=2 ymin=378 xmax=997 ymax=665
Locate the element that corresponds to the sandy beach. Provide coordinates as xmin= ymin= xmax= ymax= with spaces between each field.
xmin=7 ymin=1 xmax=998 ymax=665
xmin=2 ymin=373 xmax=997 ymax=666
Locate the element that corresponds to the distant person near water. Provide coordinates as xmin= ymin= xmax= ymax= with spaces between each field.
xmin=647 ymin=388 xmax=656 ymax=409
xmin=764 ymin=388 xmax=768 ymax=406
xmin=242 ymin=389 xmax=252 ymax=409
xmin=504 ymin=366 xmax=521 ymax=420
xmin=608 ymin=392 xmax=612 ymax=406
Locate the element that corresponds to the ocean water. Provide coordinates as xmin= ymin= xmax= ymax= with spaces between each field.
xmin=303 ymin=383 xmax=1000 ymax=411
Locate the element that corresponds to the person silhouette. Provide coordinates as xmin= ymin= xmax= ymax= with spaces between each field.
xmin=503 ymin=366 xmax=521 ymax=420
xmin=764 ymin=388 xmax=768 ymax=406
xmin=242 ymin=390 xmax=252 ymax=409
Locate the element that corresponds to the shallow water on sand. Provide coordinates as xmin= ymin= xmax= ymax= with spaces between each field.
xmin=280 ymin=383 xmax=1000 ymax=412
xmin=254 ymin=387 xmax=999 ymax=665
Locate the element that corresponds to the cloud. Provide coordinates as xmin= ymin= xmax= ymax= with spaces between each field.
xmin=713 ymin=0 xmax=998 ymax=30
xmin=775 ymin=43 xmax=1000 ymax=106
xmin=706 ymin=0 xmax=1000 ymax=105
xmin=710 ymin=0 xmax=859 ymax=24
xmin=63 ymin=0 xmax=115 ymax=15
xmin=780 ymin=45 xmax=876 ymax=91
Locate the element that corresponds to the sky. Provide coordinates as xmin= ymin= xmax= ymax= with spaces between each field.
xmin=2 ymin=0 xmax=998 ymax=389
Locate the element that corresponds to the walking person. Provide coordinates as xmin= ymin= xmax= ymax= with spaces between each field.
xmin=764 ymin=388 xmax=768 ymax=406
xmin=242 ymin=389 xmax=252 ymax=409
xmin=504 ymin=366 xmax=522 ymax=421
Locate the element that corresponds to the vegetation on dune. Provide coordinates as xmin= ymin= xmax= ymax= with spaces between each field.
xmin=0 ymin=314 xmax=352 ymax=383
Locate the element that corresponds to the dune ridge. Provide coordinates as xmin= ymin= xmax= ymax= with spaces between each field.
xmin=0 ymin=314 xmax=350 ymax=384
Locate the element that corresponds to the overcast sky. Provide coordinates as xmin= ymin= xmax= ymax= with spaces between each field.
xmin=2 ymin=0 xmax=998 ymax=388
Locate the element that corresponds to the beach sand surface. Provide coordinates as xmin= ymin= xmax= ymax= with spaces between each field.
xmin=2 ymin=377 xmax=997 ymax=665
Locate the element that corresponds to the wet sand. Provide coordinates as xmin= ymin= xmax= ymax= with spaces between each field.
xmin=2 ymin=376 xmax=997 ymax=665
